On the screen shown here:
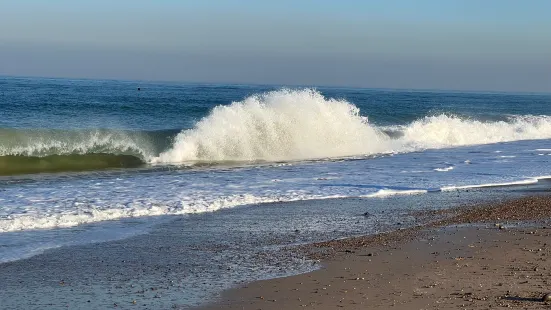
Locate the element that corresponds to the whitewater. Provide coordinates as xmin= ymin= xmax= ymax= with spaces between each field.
xmin=1 ymin=77 xmax=551 ymax=264
xmin=153 ymin=89 xmax=551 ymax=163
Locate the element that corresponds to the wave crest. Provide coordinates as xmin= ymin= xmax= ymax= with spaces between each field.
xmin=0 ymin=129 xmax=157 ymax=160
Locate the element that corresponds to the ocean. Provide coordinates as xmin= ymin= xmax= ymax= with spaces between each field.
xmin=1 ymin=76 xmax=551 ymax=308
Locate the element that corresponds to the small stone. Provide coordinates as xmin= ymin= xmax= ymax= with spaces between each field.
xmin=543 ymin=293 xmax=551 ymax=302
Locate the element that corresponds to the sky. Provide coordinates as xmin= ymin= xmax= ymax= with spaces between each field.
xmin=1 ymin=0 xmax=550 ymax=92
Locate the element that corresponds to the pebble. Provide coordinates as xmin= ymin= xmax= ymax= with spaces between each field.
xmin=543 ymin=293 xmax=551 ymax=302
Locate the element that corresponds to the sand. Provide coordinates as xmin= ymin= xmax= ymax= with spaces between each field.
xmin=198 ymin=196 xmax=551 ymax=309
xmin=2 ymin=195 xmax=550 ymax=309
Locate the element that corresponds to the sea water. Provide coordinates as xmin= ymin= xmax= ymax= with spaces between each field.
xmin=1 ymin=76 xmax=551 ymax=307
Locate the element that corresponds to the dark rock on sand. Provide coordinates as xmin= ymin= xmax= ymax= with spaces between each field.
xmin=362 ymin=212 xmax=373 ymax=217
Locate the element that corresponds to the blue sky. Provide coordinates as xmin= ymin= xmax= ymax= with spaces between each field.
xmin=1 ymin=0 xmax=550 ymax=91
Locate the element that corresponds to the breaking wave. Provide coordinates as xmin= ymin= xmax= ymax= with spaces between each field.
xmin=153 ymin=89 xmax=551 ymax=163
xmin=3 ymin=89 xmax=551 ymax=175
xmin=0 ymin=128 xmax=172 ymax=175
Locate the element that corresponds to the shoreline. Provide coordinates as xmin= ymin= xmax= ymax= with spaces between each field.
xmin=197 ymin=195 xmax=551 ymax=310
xmin=1 ymin=193 xmax=550 ymax=309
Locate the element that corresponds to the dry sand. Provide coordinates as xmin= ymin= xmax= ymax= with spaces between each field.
xmin=198 ymin=196 xmax=551 ymax=309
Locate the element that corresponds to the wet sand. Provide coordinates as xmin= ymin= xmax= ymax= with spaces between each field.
xmin=199 ymin=196 xmax=551 ymax=309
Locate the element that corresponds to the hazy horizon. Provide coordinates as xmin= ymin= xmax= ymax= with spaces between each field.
xmin=1 ymin=0 xmax=550 ymax=92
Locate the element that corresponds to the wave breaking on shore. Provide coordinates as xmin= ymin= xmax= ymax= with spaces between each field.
xmin=3 ymin=89 xmax=551 ymax=175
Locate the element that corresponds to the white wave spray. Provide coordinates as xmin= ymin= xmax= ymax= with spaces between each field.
xmin=154 ymin=89 xmax=551 ymax=164
xmin=401 ymin=114 xmax=551 ymax=148
xmin=154 ymin=89 xmax=393 ymax=163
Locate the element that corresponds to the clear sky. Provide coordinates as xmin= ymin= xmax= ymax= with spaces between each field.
xmin=1 ymin=0 xmax=550 ymax=92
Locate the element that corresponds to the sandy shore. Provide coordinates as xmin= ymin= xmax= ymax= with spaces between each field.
xmin=198 ymin=196 xmax=551 ymax=309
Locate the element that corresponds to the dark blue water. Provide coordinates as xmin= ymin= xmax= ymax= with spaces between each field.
xmin=2 ymin=76 xmax=550 ymax=131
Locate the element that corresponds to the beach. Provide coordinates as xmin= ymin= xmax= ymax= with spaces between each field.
xmin=0 ymin=194 xmax=550 ymax=309
xmin=2 ymin=78 xmax=551 ymax=309
xmin=199 ymin=196 xmax=551 ymax=310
